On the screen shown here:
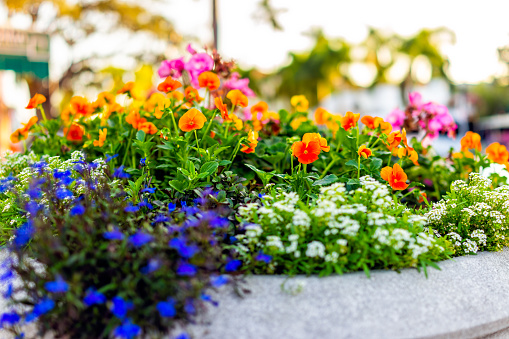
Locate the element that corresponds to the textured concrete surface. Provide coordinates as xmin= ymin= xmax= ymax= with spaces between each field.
xmin=1 ymin=249 xmax=509 ymax=338
xmin=189 ymin=249 xmax=509 ymax=339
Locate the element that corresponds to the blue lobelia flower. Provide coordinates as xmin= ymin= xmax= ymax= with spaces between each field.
xmin=112 ymin=296 xmax=134 ymax=319
xmin=83 ymin=288 xmax=106 ymax=306
xmin=128 ymin=231 xmax=153 ymax=248
xmin=138 ymin=200 xmax=153 ymax=210
xmin=55 ymin=187 xmax=73 ymax=200
xmin=201 ymin=293 xmax=219 ymax=307
xmin=176 ymin=262 xmax=197 ymax=276
xmin=14 ymin=221 xmax=34 ymax=248
xmin=103 ymin=227 xmax=125 ymax=241
xmin=0 ymin=311 xmax=20 ymax=327
xmin=225 ymin=259 xmax=242 ymax=272
xmin=156 ymin=298 xmax=176 ymax=317
xmin=139 ymin=158 xmax=146 ymax=166
xmin=124 ymin=203 xmax=140 ymax=213
xmin=25 ymin=201 xmax=43 ymax=215
xmin=26 ymin=186 xmax=42 ymax=200
xmin=4 ymin=283 xmax=13 ymax=298
xmin=169 ymin=238 xmax=199 ymax=259
xmin=113 ymin=166 xmax=130 ymax=179
xmin=45 ymin=276 xmax=69 ymax=293
xmin=173 ymin=333 xmax=191 ymax=339
xmin=113 ymin=318 xmax=141 ymax=339
xmin=140 ymin=258 xmax=161 ymax=274
xmin=168 ymin=203 xmax=176 ymax=212
xmin=152 ymin=214 xmax=170 ymax=224
xmin=184 ymin=298 xmax=195 ymax=315
xmin=26 ymin=297 xmax=55 ymax=322
xmin=255 ymin=250 xmax=273 ymax=264
xmin=70 ymin=204 xmax=86 ymax=216
xmin=141 ymin=187 xmax=156 ymax=194
xmin=106 ymin=154 xmax=119 ymax=163
xmin=210 ymin=275 xmax=229 ymax=288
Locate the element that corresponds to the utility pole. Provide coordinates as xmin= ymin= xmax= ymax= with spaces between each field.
xmin=212 ymin=0 xmax=218 ymax=50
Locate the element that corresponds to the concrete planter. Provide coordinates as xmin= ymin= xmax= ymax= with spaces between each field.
xmin=189 ymin=248 xmax=509 ymax=339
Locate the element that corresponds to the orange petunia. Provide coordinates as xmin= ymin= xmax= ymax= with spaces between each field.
xmin=341 ymin=111 xmax=360 ymax=131
xmin=315 ymin=107 xmax=331 ymax=125
xmin=227 ymin=90 xmax=248 ymax=108
xmin=380 ymin=163 xmax=409 ymax=190
xmin=70 ymin=96 xmax=94 ymax=116
xmin=292 ymin=140 xmax=321 ymax=164
xmin=361 ymin=116 xmax=376 ymax=129
xmin=397 ymin=147 xmax=419 ymax=166
xmin=138 ymin=122 xmax=158 ymax=135
xmin=241 ymin=129 xmax=259 ymax=154
xmin=291 ymin=95 xmax=309 ymax=112
xmin=26 ymin=93 xmax=46 ymax=109
xmin=178 ymin=108 xmax=207 ymax=132
xmin=357 ymin=145 xmax=372 ymax=159
xmin=64 ymin=123 xmax=85 ymax=142
xmin=117 ymin=82 xmax=135 ymax=95
xmin=198 ymin=71 xmax=220 ymax=91
xmin=302 ymin=133 xmax=330 ymax=152
xmin=460 ymin=131 xmax=482 ymax=152
xmin=185 ymin=86 xmax=203 ymax=103
xmin=93 ymin=128 xmax=107 ymax=147
xmin=214 ymin=96 xmax=229 ymax=120
xmin=373 ymin=117 xmax=392 ymax=135
xmin=157 ymin=77 xmax=182 ymax=93
xmin=10 ymin=116 xmax=38 ymax=143
xmin=386 ymin=130 xmax=403 ymax=150
xmin=486 ymin=142 xmax=509 ymax=164
xmin=126 ymin=111 xmax=147 ymax=129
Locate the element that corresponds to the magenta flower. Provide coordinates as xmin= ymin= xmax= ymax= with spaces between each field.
xmin=223 ymin=72 xmax=255 ymax=97
xmin=408 ymin=92 xmax=423 ymax=109
xmin=386 ymin=108 xmax=405 ymax=129
xmin=158 ymin=58 xmax=185 ymax=78
xmin=185 ymin=53 xmax=214 ymax=86
xmin=186 ymin=44 xmax=197 ymax=55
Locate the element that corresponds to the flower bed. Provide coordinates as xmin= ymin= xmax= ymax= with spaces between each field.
xmin=1 ymin=45 xmax=509 ymax=338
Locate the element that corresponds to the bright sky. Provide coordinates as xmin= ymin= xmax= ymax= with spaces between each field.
xmin=0 ymin=0 xmax=508 ymax=84
xmin=164 ymin=0 xmax=509 ymax=84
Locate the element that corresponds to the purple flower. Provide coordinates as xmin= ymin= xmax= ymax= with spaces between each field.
xmin=138 ymin=200 xmax=153 ymax=210
xmin=112 ymin=296 xmax=134 ymax=319
xmin=26 ymin=186 xmax=42 ymax=199
xmin=26 ymin=297 xmax=54 ymax=322
xmin=185 ymin=53 xmax=214 ymax=86
xmin=104 ymin=227 xmax=125 ymax=240
xmin=255 ymin=251 xmax=272 ymax=264
xmin=45 ymin=276 xmax=69 ymax=293
xmin=141 ymin=258 xmax=161 ymax=274
xmin=184 ymin=298 xmax=195 ymax=314
xmin=128 ymin=231 xmax=153 ymax=247
xmin=153 ymin=214 xmax=170 ymax=224
xmin=70 ymin=204 xmax=85 ymax=216
xmin=4 ymin=283 xmax=13 ymax=298
xmin=139 ymin=158 xmax=146 ymax=166
xmin=0 ymin=312 xmax=20 ymax=326
xmin=124 ymin=203 xmax=140 ymax=213
xmin=408 ymin=92 xmax=423 ymax=109
xmin=201 ymin=293 xmax=219 ymax=307
xmin=223 ymin=72 xmax=255 ymax=97
xmin=113 ymin=318 xmax=141 ymax=339
xmin=106 ymin=154 xmax=119 ymax=163
xmin=176 ymin=262 xmax=197 ymax=276
xmin=210 ymin=275 xmax=228 ymax=288
xmin=83 ymin=288 xmax=106 ymax=306
xmin=386 ymin=108 xmax=405 ymax=130
xmin=225 ymin=259 xmax=242 ymax=272
xmin=141 ymin=187 xmax=156 ymax=194
xmin=158 ymin=58 xmax=185 ymax=78
xmin=169 ymin=238 xmax=199 ymax=259
xmin=113 ymin=166 xmax=131 ymax=179
xmin=156 ymin=298 xmax=176 ymax=317
xmin=186 ymin=44 xmax=197 ymax=55
xmin=174 ymin=333 xmax=191 ymax=339
xmin=25 ymin=201 xmax=42 ymax=215
xmin=14 ymin=221 xmax=34 ymax=248
xmin=55 ymin=187 xmax=73 ymax=200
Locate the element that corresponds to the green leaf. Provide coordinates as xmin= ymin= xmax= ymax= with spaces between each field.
xmin=369 ymin=157 xmax=383 ymax=170
xmin=136 ymin=130 xmax=146 ymax=142
xmin=218 ymin=160 xmax=232 ymax=166
xmin=312 ymin=174 xmax=339 ymax=187
xmin=169 ymin=180 xmax=187 ymax=193
xmin=345 ymin=159 xmax=358 ymax=169
xmin=200 ymin=161 xmax=219 ymax=176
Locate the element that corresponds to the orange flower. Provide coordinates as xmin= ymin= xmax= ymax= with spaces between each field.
xmin=460 ymin=131 xmax=482 ymax=152
xmin=386 ymin=130 xmax=403 ymax=150
xmin=361 ymin=115 xmax=376 ymax=129
xmin=380 ymin=163 xmax=409 ymax=190
xmin=138 ymin=122 xmax=158 ymax=135
xmin=70 ymin=96 xmax=94 ymax=116
xmin=374 ymin=117 xmax=392 ymax=135
xmin=169 ymin=90 xmax=184 ymax=102
xmin=291 ymin=95 xmax=309 ymax=112
xmin=178 ymin=108 xmax=207 ymax=132
xmin=290 ymin=116 xmax=308 ymax=130
xmin=117 ymin=82 xmax=134 ymax=94
xmin=241 ymin=130 xmax=259 ymax=154
xmin=251 ymin=101 xmax=268 ymax=116
xmin=93 ymin=91 xmax=115 ymax=108
xmin=198 ymin=71 xmax=220 ymax=91
xmin=401 ymin=129 xmax=413 ymax=151
xmin=452 ymin=151 xmax=474 ymax=159
xmin=397 ymin=147 xmax=419 ymax=166
xmin=214 ymin=96 xmax=229 ymax=120
xmin=326 ymin=114 xmax=343 ymax=133
xmin=227 ymin=90 xmax=248 ymax=108
xmin=486 ymin=142 xmax=509 ymax=164
xmin=157 ymin=77 xmax=182 ymax=93
xmin=93 ymin=128 xmax=107 ymax=147
xmin=292 ymin=140 xmax=321 ymax=164
xmin=26 ymin=94 xmax=46 ymax=109
xmin=230 ymin=114 xmax=244 ymax=131
xmin=315 ymin=107 xmax=331 ymax=125
xmin=210 ymin=131 xmax=216 ymax=138
xmin=184 ymin=86 xmax=203 ymax=103
xmin=64 ymin=123 xmax=85 ymax=142
xmin=341 ymin=111 xmax=360 ymax=131
xmin=418 ymin=192 xmax=428 ymax=204
xmin=10 ymin=116 xmax=38 ymax=143
xmin=357 ymin=145 xmax=372 ymax=159
xmin=302 ymin=133 xmax=330 ymax=152
xmin=126 ymin=111 xmax=147 ymax=129
xmin=145 ymin=93 xmax=166 ymax=111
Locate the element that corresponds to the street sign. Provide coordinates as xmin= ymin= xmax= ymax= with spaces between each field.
xmin=0 ymin=28 xmax=49 ymax=79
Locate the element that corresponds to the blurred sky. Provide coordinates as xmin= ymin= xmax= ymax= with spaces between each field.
xmin=163 ymin=0 xmax=509 ymax=84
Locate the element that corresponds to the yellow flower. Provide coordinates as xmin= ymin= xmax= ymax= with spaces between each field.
xmin=93 ymin=129 xmax=107 ymax=147
xmin=291 ymin=95 xmax=309 ymax=112
xmin=290 ymin=116 xmax=308 ymax=130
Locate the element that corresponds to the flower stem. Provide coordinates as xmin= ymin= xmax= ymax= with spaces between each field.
xmin=357 ymin=156 xmax=361 ymax=179
xmin=122 ymin=129 xmax=134 ymax=166
xmin=194 ymin=129 xmax=201 ymax=154
xmin=169 ymin=109 xmax=179 ymax=137
xmin=320 ymin=158 xmax=336 ymax=179
xmin=38 ymin=104 xmax=47 ymax=121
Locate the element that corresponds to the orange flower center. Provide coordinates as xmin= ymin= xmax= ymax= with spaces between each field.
xmin=189 ymin=121 xmax=194 ymax=125
xmin=304 ymin=150 xmax=308 ymax=154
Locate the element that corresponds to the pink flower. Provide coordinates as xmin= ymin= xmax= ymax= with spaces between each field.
xmin=386 ymin=108 xmax=405 ymax=129
xmin=185 ymin=53 xmax=214 ymax=87
xmin=223 ymin=72 xmax=255 ymax=97
xmin=158 ymin=58 xmax=185 ymax=78
xmin=186 ymin=44 xmax=197 ymax=55
xmin=408 ymin=92 xmax=423 ymax=109
xmin=243 ymin=107 xmax=252 ymax=121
